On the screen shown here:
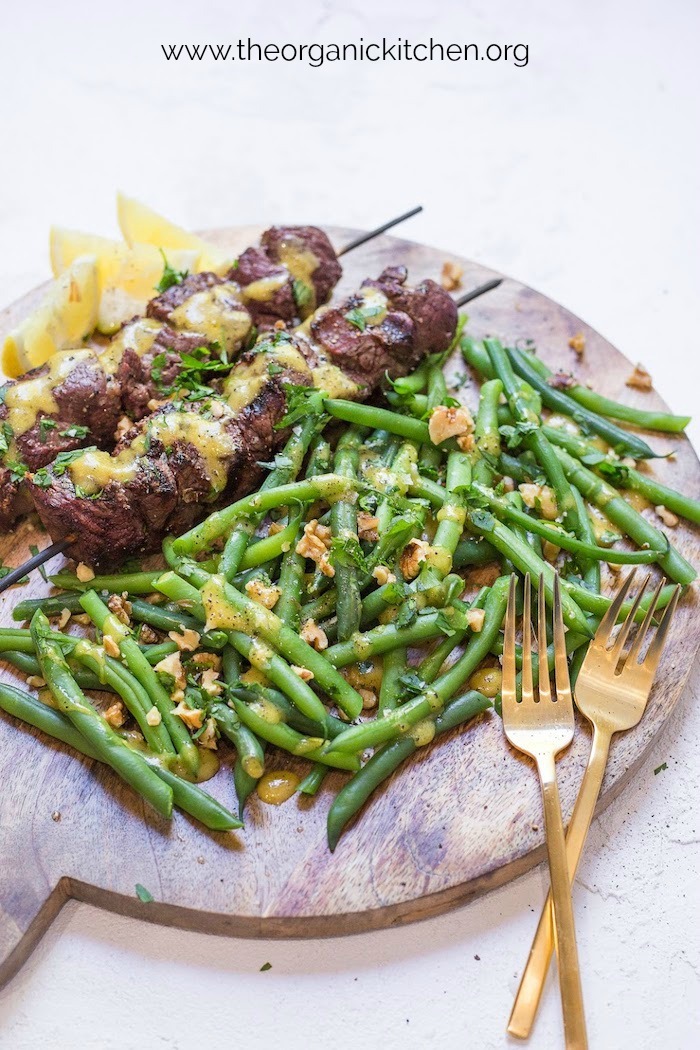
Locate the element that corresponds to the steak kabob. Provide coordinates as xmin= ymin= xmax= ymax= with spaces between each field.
xmin=0 ymin=210 xmax=420 ymax=533
xmin=24 ymin=267 xmax=500 ymax=568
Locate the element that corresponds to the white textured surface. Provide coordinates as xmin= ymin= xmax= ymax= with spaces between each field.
xmin=1 ymin=1 xmax=699 ymax=1047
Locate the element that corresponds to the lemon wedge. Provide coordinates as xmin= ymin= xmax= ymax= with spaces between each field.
xmin=116 ymin=193 xmax=232 ymax=274
xmin=50 ymin=227 xmax=199 ymax=334
xmin=2 ymin=256 xmax=99 ymax=378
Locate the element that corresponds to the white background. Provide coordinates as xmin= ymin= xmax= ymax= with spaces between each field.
xmin=1 ymin=1 xmax=699 ymax=1047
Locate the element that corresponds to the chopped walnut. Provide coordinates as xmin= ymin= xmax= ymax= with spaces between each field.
xmin=198 ymin=717 xmax=218 ymax=750
xmin=51 ymin=811 xmax=61 ymax=822
xmin=620 ymin=457 xmax=637 ymax=468
xmin=400 ymin=538 xmax=431 ymax=580
xmin=168 ymin=627 xmax=201 ymax=651
xmin=200 ymin=668 xmax=223 ymax=697
xmin=466 ymin=609 xmax=485 ymax=633
xmin=208 ymin=399 xmax=226 ymax=419
xmin=428 ymin=404 xmax=475 ymax=447
xmin=147 ymin=397 xmax=167 ymax=412
xmin=76 ymin=562 xmax=95 ymax=583
xmin=274 ymin=318 xmax=286 ymax=330
xmin=26 ymin=674 xmax=46 ymax=688
xmin=154 ymin=651 xmax=186 ymax=691
xmin=104 ymin=701 xmax=127 ymax=728
xmin=372 ymin=565 xmax=397 ymax=586
xmin=245 ymin=577 xmax=282 ymax=609
xmin=103 ymin=635 xmax=121 ymax=659
xmin=357 ymin=512 xmax=380 ymax=543
xmin=291 ymin=664 xmax=314 ymax=682
xmin=172 ymin=701 xmax=204 ymax=730
xmin=296 ymin=519 xmax=334 ymax=577
xmin=518 ymin=483 xmax=558 ymax=521
xmin=542 ymin=541 xmax=561 ymax=563
xmin=57 ymin=607 xmax=71 ymax=630
xmin=191 ymin=652 xmax=222 ymax=671
xmin=300 ymin=619 xmax=329 ymax=651
xmin=500 ymin=476 xmax=515 ymax=493
xmin=358 ymin=687 xmax=378 ymax=710
xmin=548 ymin=371 xmax=576 ymax=390
xmin=72 ymin=613 xmax=91 ymax=626
xmin=441 ymin=260 xmax=464 ymax=292
xmin=139 ymin=624 xmax=161 ymax=644
xmin=568 ymin=333 xmax=586 ymax=356
xmin=145 ymin=706 xmax=162 ymax=727
xmin=114 ymin=415 xmax=133 ymax=442
xmin=655 ymin=505 xmax=678 ymax=528
xmin=267 ymin=520 xmax=285 ymax=535
xmin=107 ymin=592 xmax=132 ymax=625
xmin=626 ymin=364 xmax=653 ymax=391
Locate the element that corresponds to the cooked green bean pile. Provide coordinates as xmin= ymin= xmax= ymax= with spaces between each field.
xmin=1 ymin=328 xmax=697 ymax=847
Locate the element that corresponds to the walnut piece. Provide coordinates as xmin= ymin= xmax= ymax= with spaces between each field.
xmin=626 ymin=364 xmax=653 ymax=391
xmin=357 ymin=512 xmax=380 ymax=543
xmin=76 ymin=562 xmax=95 ymax=583
xmin=114 ymin=415 xmax=132 ymax=441
xmin=200 ymin=668 xmax=223 ymax=697
xmin=104 ymin=701 xmax=127 ymax=728
xmin=296 ymin=519 xmax=335 ymax=577
xmin=518 ymin=483 xmax=558 ymax=520
xmin=358 ymin=687 xmax=378 ymax=710
xmin=57 ymin=607 xmax=72 ymax=630
xmin=466 ymin=609 xmax=485 ymax=633
xmin=655 ymin=505 xmax=679 ymax=528
xmin=400 ymin=538 xmax=431 ymax=580
xmin=548 ymin=371 xmax=576 ymax=390
xmin=146 ymin=706 xmax=162 ymax=727
xmin=291 ymin=664 xmax=314 ymax=682
xmin=154 ymin=651 xmax=186 ymax=691
xmin=26 ymin=674 xmax=46 ymax=688
xmin=428 ymin=404 xmax=475 ymax=448
xmin=372 ymin=565 xmax=397 ymax=586
xmin=198 ymin=717 xmax=218 ymax=750
xmin=300 ymin=619 xmax=329 ymax=651
xmin=139 ymin=624 xmax=161 ymax=644
xmin=568 ymin=333 xmax=586 ymax=356
xmin=103 ymin=636 xmax=121 ymax=658
xmin=172 ymin=701 xmax=204 ymax=730
xmin=245 ymin=577 xmax=282 ymax=609
xmin=441 ymin=260 xmax=464 ymax=292
xmin=107 ymin=592 xmax=132 ymax=626
xmin=542 ymin=540 xmax=561 ymax=563
xmin=168 ymin=627 xmax=201 ymax=651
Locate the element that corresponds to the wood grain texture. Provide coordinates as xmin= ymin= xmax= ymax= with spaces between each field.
xmin=1 ymin=225 xmax=698 ymax=989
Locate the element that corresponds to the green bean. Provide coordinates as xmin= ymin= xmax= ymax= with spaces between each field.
xmin=233 ymin=757 xmax=260 ymax=818
xmin=0 ymin=683 xmax=240 ymax=832
xmin=452 ymin=538 xmax=498 ymax=568
xmin=199 ymin=573 xmax=365 ymax=720
xmin=228 ymin=696 xmax=360 ymax=771
xmin=13 ymin=592 xmax=87 ymax=621
xmin=49 ymin=571 xmax=162 ymax=594
xmin=210 ymin=702 xmax=265 ymax=779
xmin=30 ymin=611 xmax=173 ymax=818
xmin=378 ymin=646 xmax=407 ymax=715
xmin=324 ymin=608 xmax=464 ymax=668
xmin=473 ymin=483 xmax=664 ymax=563
xmin=331 ymin=427 xmax=363 ymax=641
xmin=472 ymin=377 xmax=503 ymax=487
xmin=327 ymin=689 xmax=491 ymax=850
xmin=275 ymin=526 xmax=305 ymax=630
xmin=552 ymin=447 xmax=696 ymax=585
xmin=425 ymin=450 xmax=471 ymax=578
xmin=324 ymin=399 xmax=431 ymax=444
xmin=417 ymin=587 xmax=490 ymax=684
xmin=520 ymin=347 xmax=690 ymax=433
xmin=461 ymin=335 xmax=495 ymax=379
xmin=172 ymin=474 xmax=354 ymax=557
xmin=325 ymin=579 xmax=509 ymax=755
xmin=570 ymin=485 xmax=600 ymax=592
xmin=542 ymin=425 xmax=700 ymax=527
xmin=0 ymin=626 xmax=78 ymax=655
xmin=78 ymin=590 xmax=200 ymax=775
xmin=298 ymin=764 xmax=328 ymax=796
xmin=128 ymin=599 xmax=228 ymax=649
xmin=507 ymin=346 xmax=661 ymax=460
xmin=154 ymin=572 xmax=334 ymax=727
xmin=0 ymin=649 xmax=106 ymax=691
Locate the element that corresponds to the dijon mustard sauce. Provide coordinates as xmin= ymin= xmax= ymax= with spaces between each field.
xmin=99 ymin=318 xmax=163 ymax=374
xmin=169 ymin=283 xmax=252 ymax=353
xmin=240 ymin=272 xmax=289 ymax=302
xmin=277 ymin=240 xmax=320 ymax=316
xmin=68 ymin=411 xmax=236 ymax=497
xmin=223 ymin=340 xmax=311 ymax=414
xmin=3 ymin=349 xmax=95 ymax=440
xmin=256 ymin=770 xmax=300 ymax=805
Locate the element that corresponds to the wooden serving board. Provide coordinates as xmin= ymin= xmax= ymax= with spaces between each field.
xmin=1 ymin=226 xmax=699 ymax=989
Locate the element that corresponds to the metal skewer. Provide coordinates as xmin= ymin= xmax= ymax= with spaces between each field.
xmin=0 ymin=237 xmax=502 ymax=594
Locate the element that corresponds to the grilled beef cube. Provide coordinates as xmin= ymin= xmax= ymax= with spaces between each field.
xmin=233 ymin=226 xmax=340 ymax=330
xmin=146 ymin=272 xmax=252 ymax=356
xmin=0 ymin=349 xmax=122 ymax=530
xmin=116 ymin=326 xmax=217 ymax=420
xmin=360 ymin=267 xmax=458 ymax=358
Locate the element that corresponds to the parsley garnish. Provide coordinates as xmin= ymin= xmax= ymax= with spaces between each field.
xmin=32 ymin=446 xmax=97 ymax=489
xmin=292 ymin=278 xmax=313 ymax=314
xmin=155 ymin=251 xmax=188 ymax=295
xmin=60 ymin=424 xmax=90 ymax=440
xmin=39 ymin=418 xmax=57 ymax=442
xmin=6 ymin=459 xmax=28 ymax=483
xmin=654 ymin=762 xmax=668 ymax=775
xmin=259 ymin=962 xmax=272 ymax=972
xmin=277 ymin=383 xmax=326 ymax=428
xmin=397 ymin=671 xmax=427 ymax=698
xmin=0 ymin=422 xmax=13 ymax=457
xmin=135 ymin=883 xmax=154 ymax=903
xmin=29 ymin=544 xmax=49 ymax=582
xmin=345 ymin=307 xmax=366 ymax=332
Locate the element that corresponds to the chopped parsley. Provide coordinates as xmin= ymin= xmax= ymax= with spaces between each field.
xmin=292 ymin=278 xmax=313 ymax=314
xmin=155 ymin=251 xmax=188 ymax=295
xmin=39 ymin=418 xmax=58 ymax=442
xmin=5 ymin=459 xmax=28 ymax=483
xmin=60 ymin=424 xmax=90 ymax=440
xmin=259 ymin=962 xmax=272 ymax=972
xmin=654 ymin=762 xmax=668 ymax=775
xmin=0 ymin=422 xmax=13 ymax=457
xmin=345 ymin=307 xmax=367 ymax=332
xmin=135 ymin=883 xmax=154 ymax=903
xmin=28 ymin=545 xmax=49 ymax=581
xmin=32 ymin=446 xmax=97 ymax=489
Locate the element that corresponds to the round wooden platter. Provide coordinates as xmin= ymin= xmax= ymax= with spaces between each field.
xmin=1 ymin=225 xmax=699 ymax=989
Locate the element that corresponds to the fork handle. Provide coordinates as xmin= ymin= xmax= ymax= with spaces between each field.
xmin=509 ymin=728 xmax=610 ymax=1040
xmin=534 ymin=754 xmax=588 ymax=1050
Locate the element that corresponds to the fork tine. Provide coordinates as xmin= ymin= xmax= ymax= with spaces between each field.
xmin=641 ymin=584 xmax=681 ymax=676
xmin=521 ymin=574 xmax=534 ymax=703
xmin=552 ymin=573 xmax=572 ymax=705
xmin=537 ymin=574 xmax=552 ymax=704
xmin=609 ymin=572 xmax=651 ymax=662
xmin=593 ymin=568 xmax=637 ymax=647
xmin=626 ymin=577 xmax=666 ymax=665
xmin=502 ymin=574 xmax=519 ymax=708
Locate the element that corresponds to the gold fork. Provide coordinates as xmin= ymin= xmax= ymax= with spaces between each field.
xmin=508 ymin=570 xmax=681 ymax=1040
xmin=502 ymin=572 xmax=587 ymax=1050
